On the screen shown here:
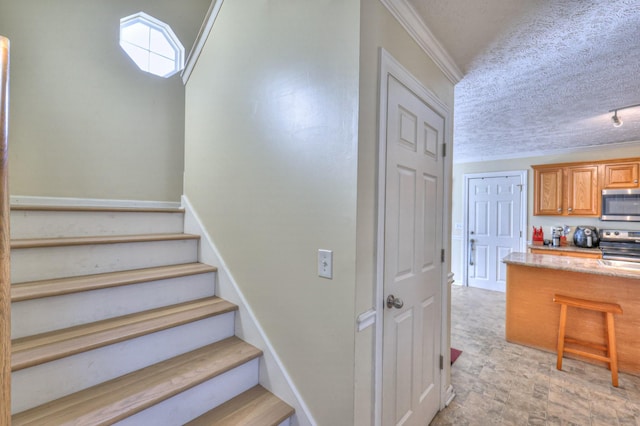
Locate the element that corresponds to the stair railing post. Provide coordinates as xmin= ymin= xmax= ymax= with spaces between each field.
xmin=0 ymin=35 xmax=11 ymax=425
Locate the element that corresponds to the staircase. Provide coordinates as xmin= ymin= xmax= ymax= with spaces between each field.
xmin=9 ymin=205 xmax=294 ymax=425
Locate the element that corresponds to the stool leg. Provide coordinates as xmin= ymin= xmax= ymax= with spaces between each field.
xmin=606 ymin=312 xmax=619 ymax=387
xmin=556 ymin=304 xmax=567 ymax=371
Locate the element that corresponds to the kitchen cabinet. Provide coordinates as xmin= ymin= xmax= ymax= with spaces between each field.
xmin=529 ymin=247 xmax=602 ymax=259
xmin=533 ymin=164 xmax=599 ymax=216
xmin=533 ymin=157 xmax=640 ymax=217
xmin=533 ymin=167 xmax=563 ymax=215
xmin=565 ymin=165 xmax=599 ymax=215
xmin=602 ymin=161 xmax=639 ymax=189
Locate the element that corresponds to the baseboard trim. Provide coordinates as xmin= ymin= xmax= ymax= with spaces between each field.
xmin=445 ymin=385 xmax=456 ymax=406
xmin=181 ymin=195 xmax=316 ymax=426
xmin=10 ymin=195 xmax=181 ymax=210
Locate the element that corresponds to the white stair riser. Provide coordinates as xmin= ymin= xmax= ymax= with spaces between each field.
xmin=11 ymin=239 xmax=198 ymax=283
xmin=11 ymin=273 xmax=216 ymax=338
xmin=115 ymin=359 xmax=260 ymax=426
xmin=10 ymin=210 xmax=184 ymax=239
xmin=12 ymin=313 xmax=236 ymax=413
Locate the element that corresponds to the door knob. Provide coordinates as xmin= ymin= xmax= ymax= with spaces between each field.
xmin=469 ymin=238 xmax=476 ymax=266
xmin=386 ymin=295 xmax=404 ymax=309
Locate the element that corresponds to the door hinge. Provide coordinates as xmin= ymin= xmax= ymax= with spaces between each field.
xmin=441 ymin=248 xmax=445 ymax=263
xmin=442 ymin=143 xmax=446 ymax=157
xmin=439 ymin=355 xmax=444 ymax=370
xmin=520 ymin=230 xmax=523 ymax=238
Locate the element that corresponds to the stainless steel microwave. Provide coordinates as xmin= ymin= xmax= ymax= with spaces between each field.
xmin=601 ymin=188 xmax=640 ymax=221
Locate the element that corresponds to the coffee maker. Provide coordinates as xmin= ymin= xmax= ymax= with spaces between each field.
xmin=551 ymin=227 xmax=563 ymax=247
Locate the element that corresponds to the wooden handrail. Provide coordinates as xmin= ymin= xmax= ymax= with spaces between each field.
xmin=0 ymin=35 xmax=11 ymax=425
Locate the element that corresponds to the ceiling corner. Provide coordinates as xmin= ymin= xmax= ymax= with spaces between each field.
xmin=379 ymin=0 xmax=463 ymax=84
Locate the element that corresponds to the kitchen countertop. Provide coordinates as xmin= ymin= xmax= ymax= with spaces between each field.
xmin=527 ymin=244 xmax=601 ymax=254
xmin=503 ymin=252 xmax=640 ymax=280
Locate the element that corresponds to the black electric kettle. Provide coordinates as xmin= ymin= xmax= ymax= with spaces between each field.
xmin=573 ymin=226 xmax=599 ymax=248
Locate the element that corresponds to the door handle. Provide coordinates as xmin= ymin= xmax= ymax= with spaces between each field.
xmin=386 ymin=295 xmax=404 ymax=309
xmin=469 ymin=238 xmax=476 ymax=266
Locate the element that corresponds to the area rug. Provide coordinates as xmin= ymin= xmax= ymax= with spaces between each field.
xmin=451 ymin=348 xmax=462 ymax=365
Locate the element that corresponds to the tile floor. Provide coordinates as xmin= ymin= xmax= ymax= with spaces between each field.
xmin=431 ymin=285 xmax=640 ymax=425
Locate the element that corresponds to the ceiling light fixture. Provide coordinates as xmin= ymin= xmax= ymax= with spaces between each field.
xmin=609 ymin=103 xmax=640 ymax=128
xmin=611 ymin=110 xmax=622 ymax=127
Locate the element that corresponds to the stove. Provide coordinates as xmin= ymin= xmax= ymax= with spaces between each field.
xmin=599 ymin=229 xmax=640 ymax=262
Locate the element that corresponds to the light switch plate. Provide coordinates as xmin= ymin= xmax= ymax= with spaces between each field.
xmin=318 ymin=249 xmax=333 ymax=279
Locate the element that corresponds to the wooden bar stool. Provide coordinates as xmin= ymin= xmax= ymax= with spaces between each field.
xmin=553 ymin=294 xmax=623 ymax=387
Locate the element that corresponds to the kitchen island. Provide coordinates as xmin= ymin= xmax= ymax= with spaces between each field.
xmin=503 ymin=252 xmax=640 ymax=376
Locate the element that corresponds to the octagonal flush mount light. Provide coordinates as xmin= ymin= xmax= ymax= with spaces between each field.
xmin=119 ymin=12 xmax=185 ymax=78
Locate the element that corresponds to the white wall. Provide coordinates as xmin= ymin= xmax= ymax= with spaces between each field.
xmin=2 ymin=0 xmax=210 ymax=201
xmin=451 ymin=142 xmax=640 ymax=283
xmin=183 ymin=1 xmax=360 ymax=424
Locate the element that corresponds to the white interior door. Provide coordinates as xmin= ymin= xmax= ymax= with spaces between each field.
xmin=466 ymin=175 xmax=523 ymax=292
xmin=382 ymin=76 xmax=443 ymax=426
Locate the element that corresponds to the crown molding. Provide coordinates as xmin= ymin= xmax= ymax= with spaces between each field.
xmin=453 ymin=140 xmax=640 ymax=164
xmin=181 ymin=0 xmax=224 ymax=85
xmin=184 ymin=0 xmax=464 ymax=86
xmin=379 ymin=0 xmax=463 ymax=84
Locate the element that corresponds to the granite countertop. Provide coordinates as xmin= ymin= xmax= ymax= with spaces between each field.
xmin=527 ymin=244 xmax=601 ymax=254
xmin=503 ymin=252 xmax=640 ymax=280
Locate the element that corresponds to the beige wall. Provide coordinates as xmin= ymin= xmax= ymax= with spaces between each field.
xmin=451 ymin=142 xmax=640 ymax=282
xmin=356 ymin=2 xmax=455 ymax=424
xmin=2 ymin=0 xmax=209 ymax=201
xmin=183 ymin=1 xmax=360 ymax=424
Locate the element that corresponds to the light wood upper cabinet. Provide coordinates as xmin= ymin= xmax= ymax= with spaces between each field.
xmin=534 ymin=157 xmax=640 ymax=217
xmin=602 ymin=162 xmax=639 ymax=189
xmin=565 ymin=165 xmax=599 ymax=215
xmin=533 ymin=164 xmax=599 ymax=216
xmin=533 ymin=167 xmax=563 ymax=215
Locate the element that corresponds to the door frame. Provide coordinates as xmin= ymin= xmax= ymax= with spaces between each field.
xmin=374 ymin=48 xmax=453 ymax=425
xmin=462 ymin=171 xmax=528 ymax=287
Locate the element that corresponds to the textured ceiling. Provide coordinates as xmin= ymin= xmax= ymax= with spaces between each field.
xmin=407 ymin=0 xmax=640 ymax=162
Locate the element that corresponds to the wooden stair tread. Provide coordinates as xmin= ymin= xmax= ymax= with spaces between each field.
xmin=11 ymin=205 xmax=184 ymax=213
xmin=11 ymin=336 xmax=262 ymax=426
xmin=12 ymin=263 xmax=217 ymax=301
xmin=186 ymin=385 xmax=294 ymax=426
xmin=11 ymin=233 xmax=199 ymax=249
xmin=12 ymin=297 xmax=237 ymax=371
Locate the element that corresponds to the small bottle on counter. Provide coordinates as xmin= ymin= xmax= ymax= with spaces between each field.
xmin=552 ymin=228 xmax=561 ymax=247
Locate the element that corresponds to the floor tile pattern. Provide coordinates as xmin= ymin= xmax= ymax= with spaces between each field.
xmin=431 ymin=285 xmax=640 ymax=425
